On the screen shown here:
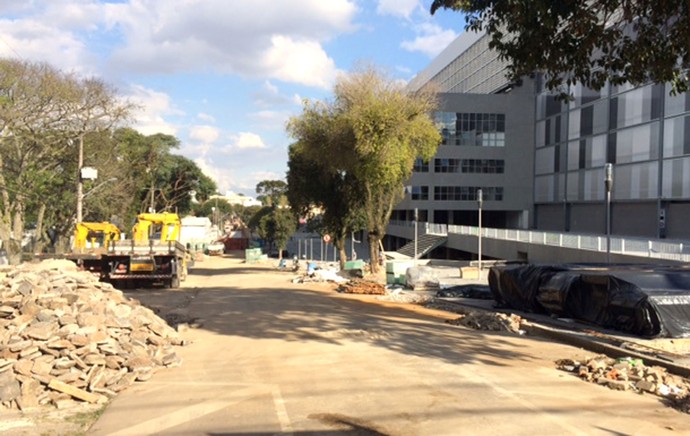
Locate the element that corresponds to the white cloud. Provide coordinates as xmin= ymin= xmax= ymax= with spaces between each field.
xmin=262 ymin=36 xmax=339 ymax=88
xmin=0 ymin=19 xmax=94 ymax=74
xmin=249 ymin=111 xmax=293 ymax=131
xmin=376 ymin=0 xmax=420 ymax=19
xmin=197 ymin=113 xmax=216 ymax=122
xmin=127 ymin=85 xmax=181 ymax=136
xmin=230 ymin=132 xmax=267 ymax=150
xmin=253 ymin=81 xmax=294 ymax=108
xmin=189 ymin=125 xmax=220 ymax=144
xmin=401 ymin=23 xmax=458 ymax=58
xmin=102 ymin=0 xmax=355 ymax=87
xmin=194 ymin=156 xmax=235 ymax=194
xmin=251 ymin=171 xmax=284 ymax=184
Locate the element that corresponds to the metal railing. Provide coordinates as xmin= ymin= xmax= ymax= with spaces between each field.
xmin=387 ymin=220 xmax=690 ymax=263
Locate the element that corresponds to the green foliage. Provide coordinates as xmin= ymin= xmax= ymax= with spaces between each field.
xmin=431 ymin=0 xmax=690 ymax=96
xmin=256 ymin=180 xmax=288 ymax=207
xmin=287 ymin=65 xmax=440 ymax=271
xmin=0 ymin=59 xmax=217 ymax=260
xmin=248 ymin=206 xmax=272 ymax=233
xmin=0 ymin=58 xmax=133 ymax=260
xmin=240 ymin=205 xmax=263 ymax=229
xmin=261 ymin=208 xmax=297 ymax=254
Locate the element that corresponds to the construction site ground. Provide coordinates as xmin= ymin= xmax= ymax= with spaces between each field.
xmin=5 ymin=253 xmax=690 ymax=435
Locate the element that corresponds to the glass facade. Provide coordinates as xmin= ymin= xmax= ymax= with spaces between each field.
xmin=434 ymin=158 xmax=504 ymax=173
xmin=411 ymin=186 xmax=429 ymax=200
xmin=434 ymin=186 xmax=503 ymax=201
xmin=535 ymin=79 xmax=690 ymax=203
xmin=413 ymin=158 xmax=429 ymax=172
xmin=437 ymin=112 xmax=505 ymax=147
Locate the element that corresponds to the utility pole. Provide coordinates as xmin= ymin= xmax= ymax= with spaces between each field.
xmin=477 ymin=188 xmax=483 ymax=273
xmin=605 ymin=163 xmax=614 ymax=264
xmin=76 ymin=136 xmax=84 ymax=223
xmin=413 ymin=208 xmax=418 ymax=266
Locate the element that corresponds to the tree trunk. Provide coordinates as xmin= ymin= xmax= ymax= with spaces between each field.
xmin=368 ymin=232 xmax=381 ymax=274
xmin=337 ymin=242 xmax=347 ymax=270
xmin=34 ymin=204 xmax=47 ymax=253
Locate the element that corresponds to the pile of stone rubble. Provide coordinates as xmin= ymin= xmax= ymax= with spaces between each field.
xmin=557 ymin=355 xmax=690 ymax=413
xmin=0 ymin=260 xmax=185 ymax=410
xmin=445 ymin=309 xmax=523 ymax=334
xmin=423 ymin=301 xmax=524 ymax=334
xmin=337 ymin=279 xmax=387 ymax=295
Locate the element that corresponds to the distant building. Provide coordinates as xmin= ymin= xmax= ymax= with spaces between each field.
xmin=221 ymin=192 xmax=262 ymax=208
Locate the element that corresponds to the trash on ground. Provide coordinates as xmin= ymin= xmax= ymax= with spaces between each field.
xmin=436 ymin=285 xmax=493 ymax=300
xmin=439 ymin=305 xmax=523 ymax=334
xmin=337 ymin=279 xmax=386 ymax=295
xmin=557 ymin=354 xmax=690 ymax=414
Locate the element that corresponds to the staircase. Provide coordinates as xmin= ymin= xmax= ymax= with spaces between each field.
xmin=396 ymin=234 xmax=447 ymax=259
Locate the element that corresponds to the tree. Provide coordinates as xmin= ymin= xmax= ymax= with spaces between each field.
xmin=288 ymin=66 xmax=440 ymax=273
xmin=256 ymin=180 xmax=288 ymax=207
xmin=287 ymin=142 xmax=365 ymax=269
xmin=258 ymin=208 xmax=297 ymax=260
xmin=430 ymin=1 xmax=690 ymax=96
xmin=0 ymin=59 xmax=131 ymax=263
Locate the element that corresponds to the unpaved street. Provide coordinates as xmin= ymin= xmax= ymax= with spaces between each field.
xmin=89 ymin=255 xmax=690 ymax=435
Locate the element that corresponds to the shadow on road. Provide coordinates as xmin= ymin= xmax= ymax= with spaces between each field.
xmin=124 ymin=261 xmax=538 ymax=369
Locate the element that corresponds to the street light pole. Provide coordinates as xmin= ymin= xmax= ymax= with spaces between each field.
xmin=605 ymin=163 xmax=614 ymax=264
xmin=413 ymin=208 xmax=418 ymax=266
xmin=76 ymin=136 xmax=84 ymax=223
xmin=477 ymin=188 xmax=483 ymax=273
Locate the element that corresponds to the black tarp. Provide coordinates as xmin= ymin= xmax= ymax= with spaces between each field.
xmin=489 ymin=263 xmax=690 ymax=338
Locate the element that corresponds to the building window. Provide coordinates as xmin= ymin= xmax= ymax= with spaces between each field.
xmin=663 ymin=114 xmax=690 ymax=158
xmin=435 ymin=158 xmax=505 ymax=173
xmin=435 ymin=158 xmax=460 ymax=173
xmin=433 ymin=186 xmax=503 ymax=201
xmin=411 ymin=186 xmax=428 ymax=200
xmin=413 ymin=158 xmax=429 ymax=172
xmin=436 ymin=112 xmax=505 ymax=147
xmin=463 ymin=159 xmax=505 ymax=173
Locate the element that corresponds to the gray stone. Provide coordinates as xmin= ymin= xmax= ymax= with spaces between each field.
xmin=0 ymin=371 xmax=20 ymax=402
xmin=22 ymin=322 xmax=56 ymax=341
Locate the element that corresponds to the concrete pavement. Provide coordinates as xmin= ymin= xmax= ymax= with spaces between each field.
xmin=89 ymin=256 xmax=690 ymax=435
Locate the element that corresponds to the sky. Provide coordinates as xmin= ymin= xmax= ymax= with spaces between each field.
xmin=0 ymin=0 xmax=465 ymax=197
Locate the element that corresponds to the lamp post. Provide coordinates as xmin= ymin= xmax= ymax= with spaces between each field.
xmin=477 ymin=188 xmax=483 ymax=273
xmin=75 ymin=136 xmax=83 ymax=223
xmin=605 ymin=163 xmax=613 ymax=264
xmin=413 ymin=208 xmax=418 ymax=266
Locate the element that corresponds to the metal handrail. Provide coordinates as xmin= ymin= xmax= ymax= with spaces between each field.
xmin=387 ymin=221 xmax=690 ymax=262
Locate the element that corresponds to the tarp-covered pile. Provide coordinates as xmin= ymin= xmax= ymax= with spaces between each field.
xmin=489 ymin=264 xmax=690 ymax=338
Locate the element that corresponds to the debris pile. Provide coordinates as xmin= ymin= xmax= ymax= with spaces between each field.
xmin=444 ymin=306 xmax=523 ymax=334
xmin=0 ymin=260 xmax=185 ymax=410
xmin=557 ymin=355 xmax=690 ymax=413
xmin=337 ymin=279 xmax=387 ymax=295
xmin=378 ymin=289 xmax=433 ymax=304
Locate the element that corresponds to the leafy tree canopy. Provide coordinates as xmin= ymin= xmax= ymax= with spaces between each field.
xmin=431 ymin=1 xmax=690 ymax=96
xmin=287 ymin=66 xmax=440 ymax=272
xmin=256 ymin=180 xmax=288 ymax=207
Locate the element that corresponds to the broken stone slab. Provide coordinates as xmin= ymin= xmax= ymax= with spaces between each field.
xmin=47 ymin=379 xmax=105 ymax=404
xmin=0 ymin=370 xmax=20 ymax=402
xmin=21 ymin=321 xmax=56 ymax=341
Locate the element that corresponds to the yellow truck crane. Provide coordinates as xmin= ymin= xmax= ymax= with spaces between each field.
xmin=105 ymin=212 xmax=188 ymax=288
xmin=63 ymin=221 xmax=122 ymax=275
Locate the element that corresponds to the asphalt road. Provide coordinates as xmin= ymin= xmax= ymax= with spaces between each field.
xmin=89 ymin=255 xmax=690 ymax=435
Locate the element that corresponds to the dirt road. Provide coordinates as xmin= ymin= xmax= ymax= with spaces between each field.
xmin=88 ymin=254 xmax=690 ymax=435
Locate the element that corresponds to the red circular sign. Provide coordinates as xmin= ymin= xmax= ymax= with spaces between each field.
xmin=323 ymin=234 xmax=331 ymax=243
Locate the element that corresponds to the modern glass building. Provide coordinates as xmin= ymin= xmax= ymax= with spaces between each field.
xmin=392 ymin=29 xmax=690 ymax=242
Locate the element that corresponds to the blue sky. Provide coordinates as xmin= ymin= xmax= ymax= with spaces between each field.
xmin=0 ymin=1 xmax=464 ymax=197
